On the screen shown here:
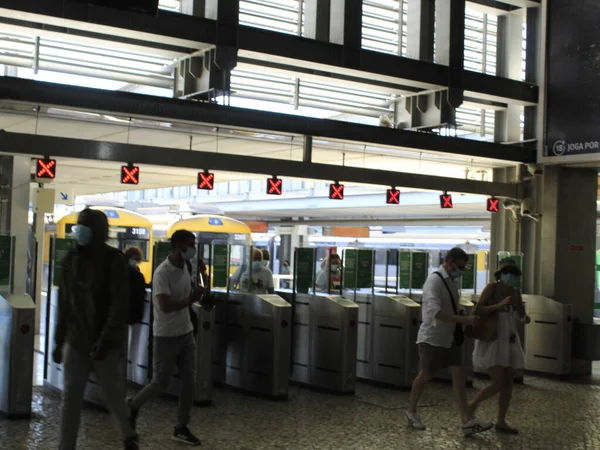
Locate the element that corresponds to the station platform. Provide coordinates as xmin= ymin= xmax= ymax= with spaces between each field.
xmin=3 ymin=372 xmax=599 ymax=450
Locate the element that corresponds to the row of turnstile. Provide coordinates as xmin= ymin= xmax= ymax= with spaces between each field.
xmin=42 ymin=286 xmax=577 ymax=412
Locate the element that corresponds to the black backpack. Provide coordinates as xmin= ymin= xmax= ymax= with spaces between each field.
xmin=103 ymin=246 xmax=146 ymax=325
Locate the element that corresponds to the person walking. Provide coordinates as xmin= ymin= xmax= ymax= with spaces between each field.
xmin=406 ymin=247 xmax=493 ymax=436
xmin=53 ymin=208 xmax=138 ymax=450
xmin=128 ymin=230 xmax=204 ymax=446
xmin=468 ymin=258 xmax=530 ymax=435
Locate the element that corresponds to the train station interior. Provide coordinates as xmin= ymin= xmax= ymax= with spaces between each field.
xmin=1 ymin=0 xmax=600 ymax=449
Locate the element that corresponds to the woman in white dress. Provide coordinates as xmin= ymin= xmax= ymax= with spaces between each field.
xmin=469 ymin=258 xmax=531 ymax=435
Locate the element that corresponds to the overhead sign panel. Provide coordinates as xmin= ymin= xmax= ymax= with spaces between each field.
xmin=36 ymin=158 xmax=56 ymax=179
xmin=440 ymin=193 xmax=453 ymax=209
xmin=267 ymin=176 xmax=282 ymax=195
xmin=197 ymin=172 xmax=215 ymax=190
xmin=121 ymin=165 xmax=139 ymax=185
xmin=329 ymin=183 xmax=344 ymax=200
xmin=386 ymin=188 xmax=400 ymax=205
xmin=486 ymin=197 xmax=499 ymax=213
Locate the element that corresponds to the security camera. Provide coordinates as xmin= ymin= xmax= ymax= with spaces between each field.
xmin=503 ymin=199 xmax=521 ymax=211
xmin=527 ymin=164 xmax=543 ymax=176
xmin=521 ymin=197 xmax=535 ymax=215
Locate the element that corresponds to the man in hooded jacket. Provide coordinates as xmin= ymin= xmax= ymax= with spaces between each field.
xmin=53 ymin=208 xmax=138 ymax=450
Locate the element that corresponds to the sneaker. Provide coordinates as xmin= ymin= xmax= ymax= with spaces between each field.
xmin=172 ymin=426 xmax=201 ymax=446
xmin=405 ymin=411 xmax=426 ymax=430
xmin=463 ymin=419 xmax=493 ymax=437
xmin=124 ymin=437 xmax=139 ymax=450
xmin=127 ymin=398 xmax=139 ymax=431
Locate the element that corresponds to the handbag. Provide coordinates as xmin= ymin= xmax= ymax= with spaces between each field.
xmin=433 ymin=272 xmax=464 ymax=347
xmin=465 ymin=285 xmax=498 ymax=342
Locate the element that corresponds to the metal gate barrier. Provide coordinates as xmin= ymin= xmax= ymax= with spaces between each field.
xmin=353 ymin=293 xmax=420 ymax=387
xmin=278 ymin=290 xmax=359 ymax=393
xmin=0 ymin=293 xmax=35 ymax=418
xmin=127 ymin=289 xmax=152 ymax=387
xmin=212 ymin=290 xmax=291 ymax=398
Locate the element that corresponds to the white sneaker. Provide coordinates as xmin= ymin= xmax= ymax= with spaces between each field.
xmin=405 ymin=411 xmax=426 ymax=430
xmin=463 ymin=419 xmax=493 ymax=437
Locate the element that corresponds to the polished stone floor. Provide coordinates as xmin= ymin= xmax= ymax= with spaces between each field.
xmin=4 ymin=373 xmax=600 ymax=450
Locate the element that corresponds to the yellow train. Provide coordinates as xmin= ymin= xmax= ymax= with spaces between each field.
xmin=167 ymin=215 xmax=253 ymax=279
xmin=47 ymin=207 xmax=155 ymax=283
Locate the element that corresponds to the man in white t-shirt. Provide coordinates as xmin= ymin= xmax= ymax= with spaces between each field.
xmin=128 ymin=230 xmax=204 ymax=446
xmin=406 ymin=247 xmax=493 ymax=437
xmin=239 ymin=248 xmax=274 ymax=294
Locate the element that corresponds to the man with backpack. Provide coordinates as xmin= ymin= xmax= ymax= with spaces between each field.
xmin=53 ymin=208 xmax=138 ymax=450
xmin=128 ymin=229 xmax=204 ymax=446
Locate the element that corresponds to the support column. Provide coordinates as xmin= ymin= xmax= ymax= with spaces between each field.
xmin=304 ymin=0 xmax=331 ymax=41
xmin=435 ymin=0 xmax=465 ymax=109
xmin=523 ymin=6 xmax=542 ymax=143
xmin=536 ymin=167 xmax=597 ymax=375
xmin=406 ymin=0 xmax=435 ymax=62
xmin=330 ymin=0 xmax=362 ymax=68
xmin=0 ymin=156 xmax=32 ymax=295
xmin=495 ymin=10 xmax=525 ymax=144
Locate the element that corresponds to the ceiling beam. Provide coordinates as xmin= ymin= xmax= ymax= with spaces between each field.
xmin=0 ymin=132 xmax=523 ymax=199
xmin=0 ymin=77 xmax=536 ymax=164
xmin=0 ymin=0 xmax=537 ymax=105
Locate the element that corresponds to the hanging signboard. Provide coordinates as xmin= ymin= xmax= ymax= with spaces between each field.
xmin=212 ymin=244 xmax=229 ymax=288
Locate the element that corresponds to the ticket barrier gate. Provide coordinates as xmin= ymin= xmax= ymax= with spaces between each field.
xmin=212 ymin=291 xmax=291 ymax=399
xmin=352 ymin=292 xmax=421 ymax=388
xmin=0 ymin=294 xmax=35 ymax=418
xmin=278 ymin=290 xmax=359 ymax=393
xmin=46 ymin=287 xmax=126 ymax=410
xmin=524 ymin=295 xmax=573 ymax=376
xmin=127 ymin=289 xmax=152 ymax=387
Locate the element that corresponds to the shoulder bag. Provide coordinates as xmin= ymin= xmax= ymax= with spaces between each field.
xmin=432 ymin=272 xmax=464 ymax=347
xmin=464 ymin=283 xmax=498 ymax=342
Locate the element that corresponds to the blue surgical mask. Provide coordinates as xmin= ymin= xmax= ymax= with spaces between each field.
xmin=501 ymin=273 xmax=516 ymax=286
xmin=451 ymin=269 xmax=463 ymax=279
xmin=261 ymin=260 xmax=269 ymax=268
xmin=74 ymin=225 xmax=93 ymax=247
xmin=252 ymin=261 xmax=263 ymax=271
xmin=182 ymin=246 xmax=196 ymax=261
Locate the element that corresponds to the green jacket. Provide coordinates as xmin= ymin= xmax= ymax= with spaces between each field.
xmin=54 ymin=245 xmax=129 ymax=354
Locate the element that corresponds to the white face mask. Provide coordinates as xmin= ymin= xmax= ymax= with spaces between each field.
xmin=261 ymin=260 xmax=269 ymax=268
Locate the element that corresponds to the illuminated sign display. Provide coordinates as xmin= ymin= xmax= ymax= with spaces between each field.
xmin=329 ymin=183 xmax=344 ymax=200
xmin=197 ymin=171 xmax=215 ymax=190
xmin=267 ymin=176 xmax=283 ymax=195
xmin=386 ymin=188 xmax=400 ymax=205
xmin=486 ymin=197 xmax=500 ymax=213
xmin=121 ymin=165 xmax=140 ymax=185
xmin=440 ymin=193 xmax=453 ymax=209
xmin=36 ymin=158 xmax=56 ymax=179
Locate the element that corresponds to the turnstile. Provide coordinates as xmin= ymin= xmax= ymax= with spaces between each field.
xmin=164 ymin=302 xmax=214 ymax=404
xmin=213 ymin=291 xmax=291 ymax=398
xmin=46 ymin=287 xmax=126 ymax=410
xmin=127 ymin=289 xmax=152 ymax=387
xmin=0 ymin=294 xmax=35 ymax=418
xmin=278 ymin=290 xmax=359 ymax=393
xmin=524 ymin=295 xmax=573 ymax=376
xmin=353 ymin=293 xmax=421 ymax=387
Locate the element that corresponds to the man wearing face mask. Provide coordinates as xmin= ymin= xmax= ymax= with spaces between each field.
xmin=127 ymin=230 xmax=204 ymax=446
xmin=53 ymin=208 xmax=138 ymax=450
xmin=239 ymin=248 xmax=275 ymax=294
xmin=406 ymin=247 xmax=493 ymax=437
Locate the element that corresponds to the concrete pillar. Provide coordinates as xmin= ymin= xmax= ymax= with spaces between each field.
xmin=537 ymin=167 xmax=597 ymax=375
xmin=523 ymin=6 xmax=542 ymax=142
xmin=495 ymin=10 xmax=525 ymax=144
xmin=406 ymin=0 xmax=435 ymax=62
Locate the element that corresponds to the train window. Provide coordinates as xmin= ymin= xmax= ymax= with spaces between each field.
xmin=122 ymin=240 xmax=149 ymax=261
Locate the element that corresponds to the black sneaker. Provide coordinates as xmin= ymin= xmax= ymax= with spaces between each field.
xmin=172 ymin=426 xmax=201 ymax=446
xmin=127 ymin=398 xmax=139 ymax=431
xmin=124 ymin=436 xmax=139 ymax=450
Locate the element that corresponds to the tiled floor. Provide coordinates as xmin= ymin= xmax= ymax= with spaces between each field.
xmin=4 ymin=375 xmax=600 ymax=450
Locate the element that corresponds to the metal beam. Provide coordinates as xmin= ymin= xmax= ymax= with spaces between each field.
xmin=0 ymin=0 xmax=538 ymax=105
xmin=0 ymin=77 xmax=536 ymax=163
xmin=0 ymin=132 xmax=522 ymax=198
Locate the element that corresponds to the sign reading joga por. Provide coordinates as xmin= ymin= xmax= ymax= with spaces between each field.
xmin=296 ymin=248 xmax=314 ymax=294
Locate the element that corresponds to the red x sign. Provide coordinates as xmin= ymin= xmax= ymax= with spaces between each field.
xmin=440 ymin=193 xmax=453 ymax=209
xmin=36 ymin=158 xmax=56 ymax=179
xmin=487 ymin=197 xmax=500 ymax=213
xmin=267 ymin=177 xmax=282 ymax=195
xmin=329 ymin=183 xmax=344 ymax=200
xmin=386 ymin=188 xmax=400 ymax=205
xmin=121 ymin=165 xmax=139 ymax=185
xmin=197 ymin=172 xmax=215 ymax=190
